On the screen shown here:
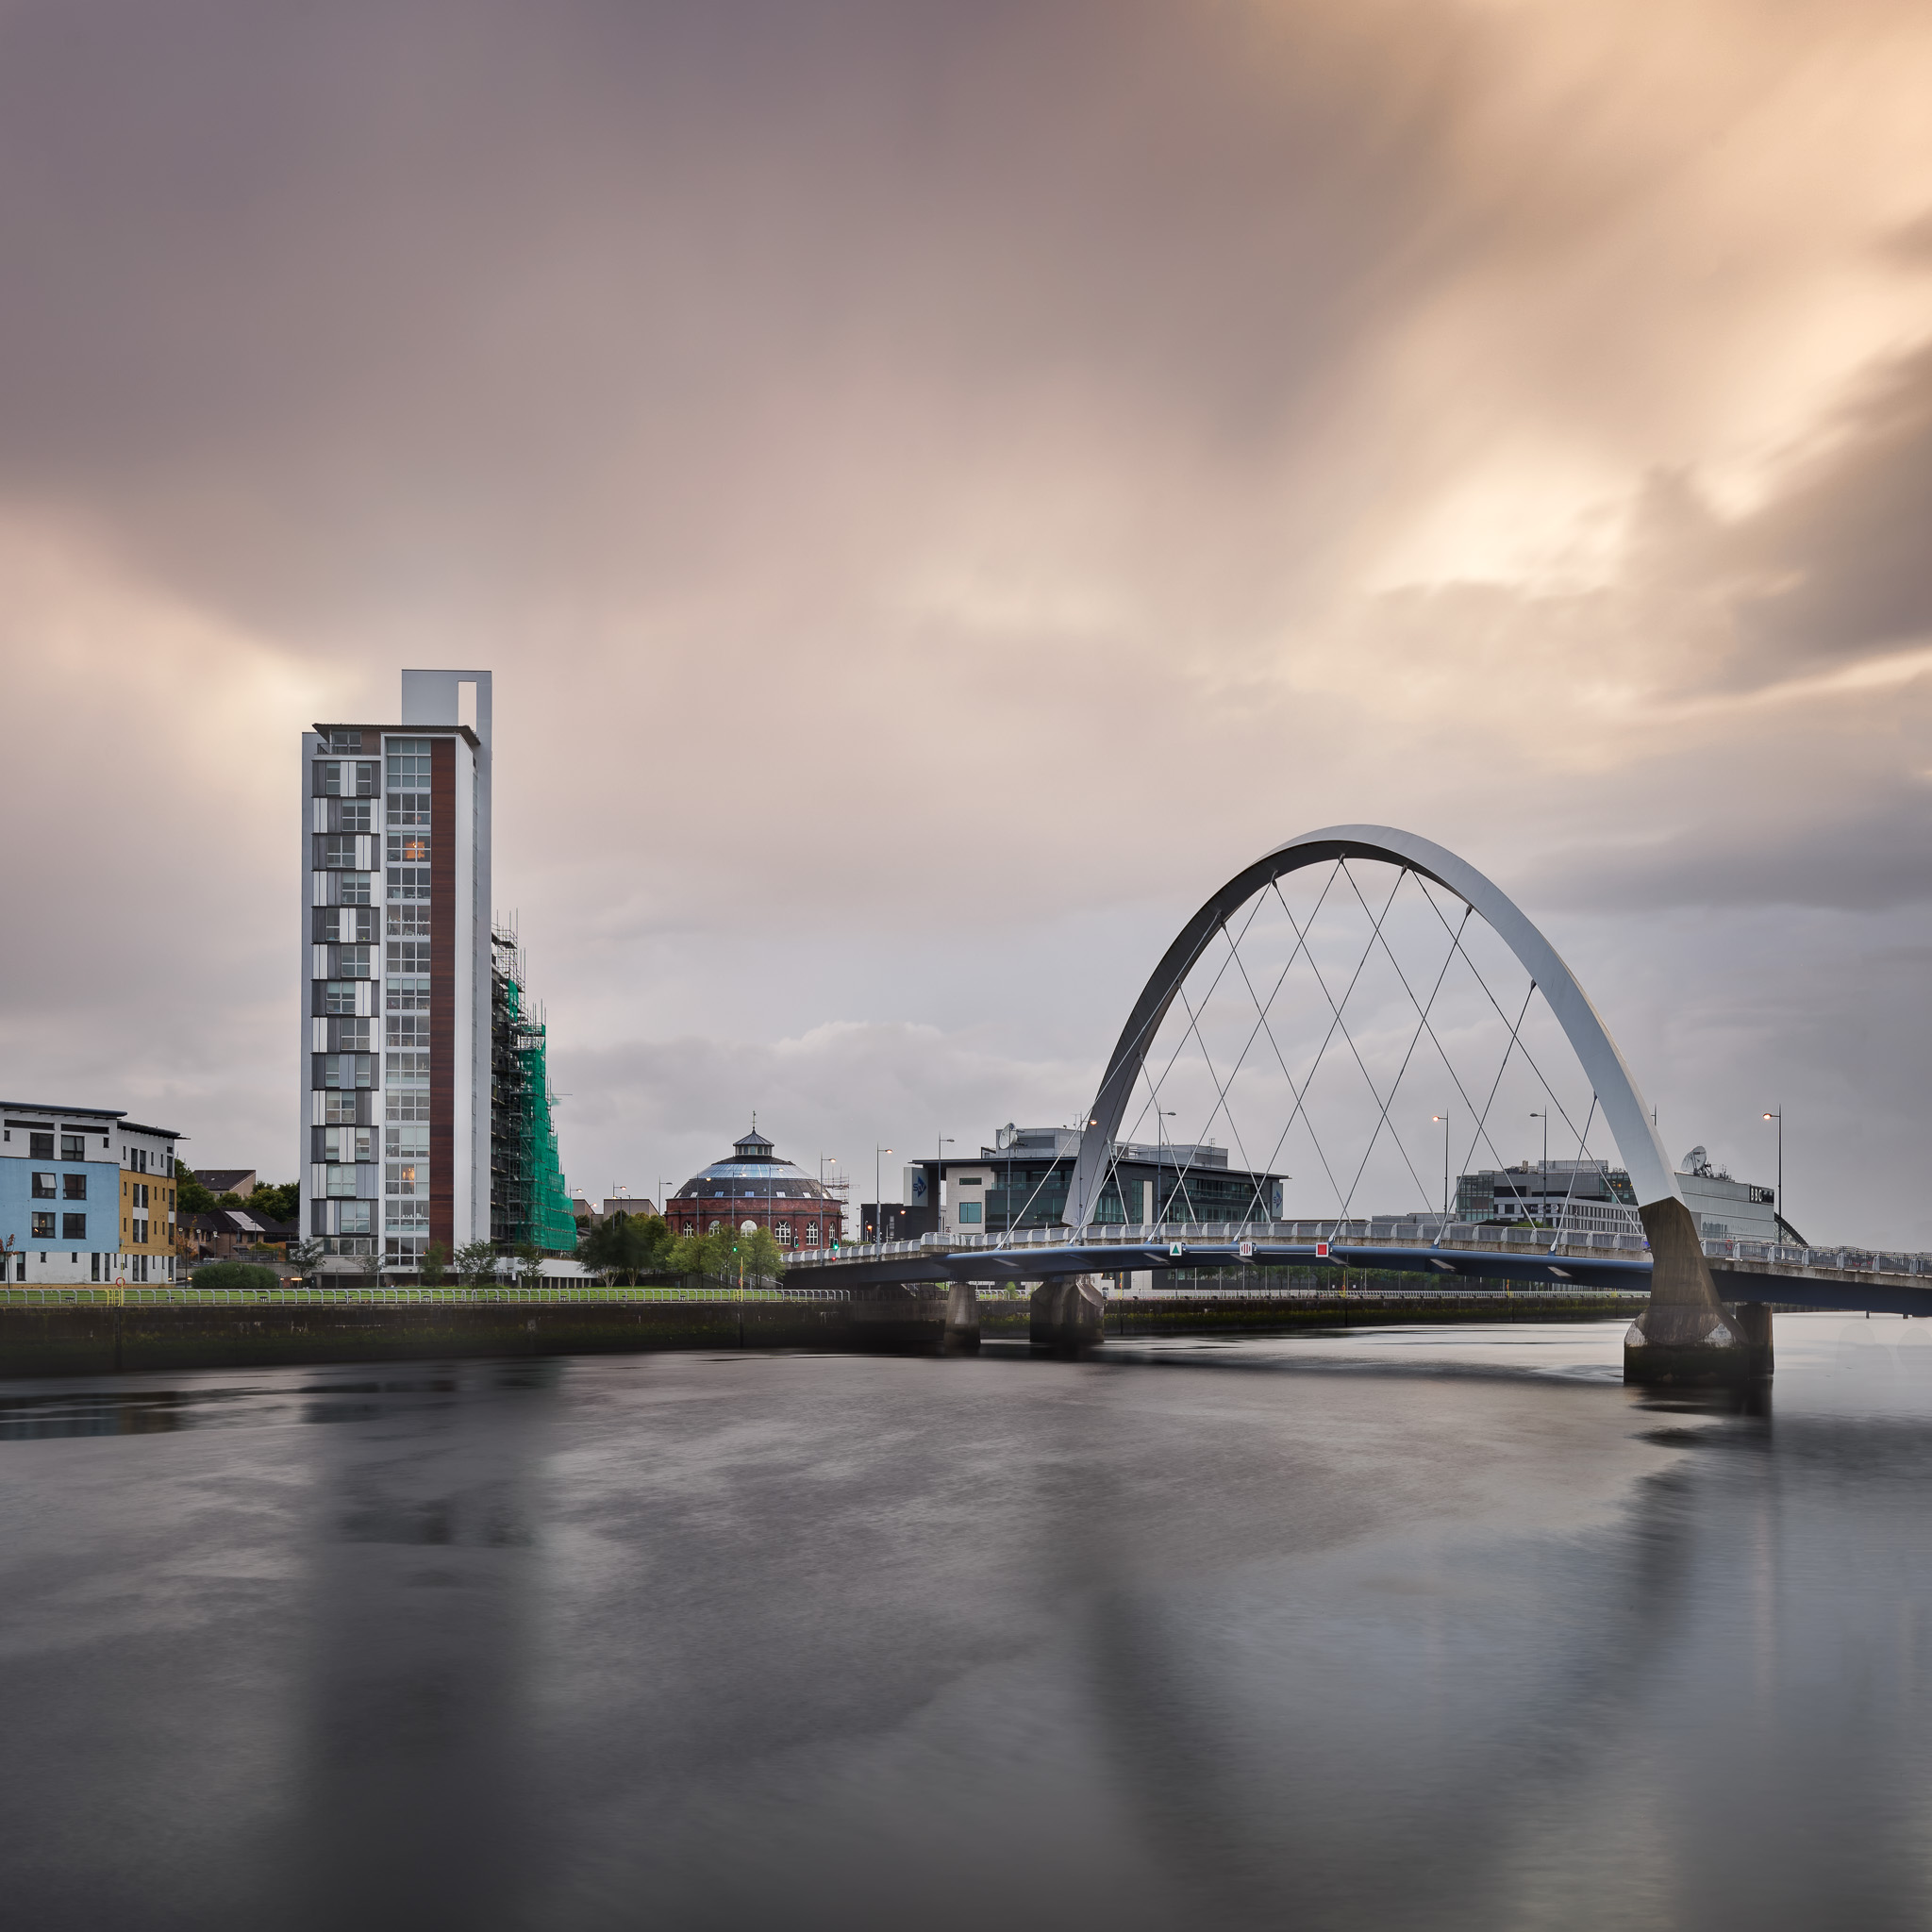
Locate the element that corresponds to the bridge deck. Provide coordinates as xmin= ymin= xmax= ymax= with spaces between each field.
xmin=784 ymin=1221 xmax=1932 ymax=1316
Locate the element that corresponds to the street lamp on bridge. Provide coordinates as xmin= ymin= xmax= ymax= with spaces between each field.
xmin=1529 ymin=1111 xmax=1548 ymax=1228
xmin=1432 ymin=1114 xmax=1450 ymax=1217
xmin=1764 ymin=1110 xmax=1783 ymax=1239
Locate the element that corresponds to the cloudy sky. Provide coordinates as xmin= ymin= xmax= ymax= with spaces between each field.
xmin=3 ymin=0 xmax=1930 ymax=1242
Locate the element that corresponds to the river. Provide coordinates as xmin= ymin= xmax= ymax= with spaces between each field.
xmin=4 ymin=1311 xmax=1931 ymax=1929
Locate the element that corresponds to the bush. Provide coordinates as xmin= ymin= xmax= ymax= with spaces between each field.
xmin=192 ymin=1261 xmax=281 ymax=1294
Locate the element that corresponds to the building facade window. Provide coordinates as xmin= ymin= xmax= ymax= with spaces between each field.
xmin=31 ymin=1212 xmax=54 ymax=1238
xmin=62 ymin=1174 xmax=85 ymax=1199
xmin=323 ymin=981 xmax=361 ymax=1014
xmin=322 ymin=834 xmax=360 ymax=868
xmin=388 ymin=905 xmax=430 ymax=937
xmin=388 ymin=866 xmax=432 ymax=902
xmin=386 ymin=832 xmax=431 ymax=864
xmin=59 ymin=1134 xmax=85 ymax=1160
xmin=325 ymin=1165 xmax=359 ymax=1197
xmin=28 ymin=1132 xmax=52 ymax=1159
xmin=328 ymin=730 xmax=363 ymax=754
xmin=30 ymin=1172 xmax=55 ymax=1198
xmin=63 ymin=1214 xmax=86 ymax=1240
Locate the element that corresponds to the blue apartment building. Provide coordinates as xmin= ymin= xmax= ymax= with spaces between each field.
xmin=0 ymin=1103 xmax=181 ymax=1284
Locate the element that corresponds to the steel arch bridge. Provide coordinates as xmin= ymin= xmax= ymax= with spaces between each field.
xmin=785 ymin=825 xmax=1923 ymax=1376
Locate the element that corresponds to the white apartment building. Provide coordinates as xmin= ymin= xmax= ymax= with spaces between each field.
xmin=300 ymin=670 xmax=493 ymax=1274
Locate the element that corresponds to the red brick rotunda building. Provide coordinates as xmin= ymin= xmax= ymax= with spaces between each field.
xmin=672 ymin=1126 xmax=843 ymax=1252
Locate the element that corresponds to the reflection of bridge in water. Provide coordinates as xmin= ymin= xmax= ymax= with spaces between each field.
xmin=788 ymin=825 xmax=1924 ymax=1383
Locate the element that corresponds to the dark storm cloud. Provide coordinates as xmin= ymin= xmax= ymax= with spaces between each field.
xmin=1730 ymin=344 xmax=1932 ymax=673
xmin=0 ymin=0 xmax=1470 ymax=630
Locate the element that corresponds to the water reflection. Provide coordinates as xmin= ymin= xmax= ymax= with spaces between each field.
xmin=2 ymin=1318 xmax=1931 ymax=1930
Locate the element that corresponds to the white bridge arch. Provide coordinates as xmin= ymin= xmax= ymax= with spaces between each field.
xmin=1061 ymin=824 xmax=1686 ymax=1231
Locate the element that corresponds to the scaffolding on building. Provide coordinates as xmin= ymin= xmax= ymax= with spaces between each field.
xmin=491 ymin=923 xmax=578 ymax=1255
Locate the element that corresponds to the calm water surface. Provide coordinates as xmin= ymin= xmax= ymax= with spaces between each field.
xmin=5 ymin=1313 xmax=1932 ymax=1930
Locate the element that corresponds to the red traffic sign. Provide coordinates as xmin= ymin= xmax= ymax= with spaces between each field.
xmin=1238 ymin=1239 xmax=1254 ymax=1259
xmin=1314 ymin=1241 xmax=1330 ymax=1258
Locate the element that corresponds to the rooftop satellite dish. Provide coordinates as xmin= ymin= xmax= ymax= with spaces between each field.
xmin=995 ymin=1123 xmax=1020 ymax=1151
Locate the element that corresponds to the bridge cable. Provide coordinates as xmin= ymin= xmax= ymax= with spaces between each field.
xmin=1254 ymin=865 xmax=1438 ymax=1215
xmin=1083 ymin=861 xmax=1352 ymax=1230
xmin=1341 ymin=867 xmax=1578 ymax=1191
xmin=1083 ymin=888 xmax=1287 ymax=1228
xmin=1222 ymin=864 xmax=1443 ymax=1219
xmin=1406 ymin=877 xmax=1592 ymax=1156
xmin=1186 ymin=862 xmax=1406 ymax=1219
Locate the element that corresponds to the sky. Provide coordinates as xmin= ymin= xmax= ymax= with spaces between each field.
xmin=2 ymin=0 xmax=1931 ymax=1243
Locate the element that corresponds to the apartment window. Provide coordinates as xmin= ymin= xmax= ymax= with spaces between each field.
xmin=387 ymin=866 xmax=431 ymax=902
xmin=386 ymin=1091 xmax=430 ymax=1123
xmin=323 ymin=907 xmax=375 ymax=942
xmin=386 ymin=742 xmax=432 ymax=789
xmin=387 ymin=941 xmax=431 ymax=973
xmin=329 ymin=730 xmax=363 ymax=753
xmin=29 ymin=1132 xmax=52 ymax=1159
xmin=322 ymin=834 xmax=359 ymax=868
xmin=386 ymin=1201 xmax=430 ymax=1230
xmin=63 ymin=1214 xmax=86 ymax=1241
xmin=387 ymin=1015 xmax=429 ymax=1048
xmin=388 ymin=794 xmax=431 ymax=828
xmin=386 ymin=831 xmax=431 ymax=864
xmin=30 ymin=1172 xmax=56 ymax=1198
xmin=385 ymin=1161 xmax=425 ymax=1195
xmin=322 ymin=1091 xmax=360 ymax=1124
xmin=60 ymin=1134 xmax=85 ymax=1160
xmin=323 ymin=981 xmax=361 ymax=1014
xmin=336 ymin=1018 xmax=373 ymax=1050
xmin=317 ymin=758 xmax=343 ymax=795
xmin=340 ymin=874 xmax=373 ymax=906
xmin=339 ymin=945 xmax=374 ymax=977
xmin=325 ymin=1165 xmax=359 ymax=1198
xmin=386 ymin=1124 xmax=429 ymax=1158
xmin=353 ymin=761 xmax=377 ymax=796
xmin=386 ymin=1052 xmax=430 ymax=1086
xmin=92 ymin=1253 xmax=101 ymax=1282
xmin=386 ymin=975 xmax=431 ymax=1010
xmin=325 ymin=1126 xmax=373 ymax=1163
xmin=388 ymin=906 xmax=430 ymax=937
xmin=320 ymin=1053 xmax=375 ymax=1090
xmin=338 ymin=799 xmax=373 ymax=833
xmin=338 ymin=1202 xmax=372 ymax=1235
xmin=63 ymin=1174 xmax=86 ymax=1200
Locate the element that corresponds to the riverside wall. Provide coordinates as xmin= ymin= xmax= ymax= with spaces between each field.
xmin=0 ymin=1285 xmax=1643 ymax=1379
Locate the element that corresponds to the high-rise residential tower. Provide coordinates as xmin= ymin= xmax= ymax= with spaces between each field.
xmin=300 ymin=671 xmax=492 ymax=1274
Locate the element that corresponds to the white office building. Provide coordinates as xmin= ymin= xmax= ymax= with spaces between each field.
xmin=300 ymin=671 xmax=493 ymax=1274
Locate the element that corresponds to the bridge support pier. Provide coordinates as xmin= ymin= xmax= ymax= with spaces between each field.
xmin=942 ymin=1281 xmax=981 ymax=1354
xmin=1624 ymin=1199 xmax=1772 ymax=1386
xmin=1030 ymin=1275 xmax=1106 ymax=1354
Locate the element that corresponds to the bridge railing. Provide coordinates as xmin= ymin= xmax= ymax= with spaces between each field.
xmin=793 ymin=1221 xmax=1932 ymax=1281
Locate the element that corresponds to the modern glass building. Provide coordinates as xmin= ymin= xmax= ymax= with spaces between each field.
xmin=917 ymin=1125 xmax=1285 ymax=1237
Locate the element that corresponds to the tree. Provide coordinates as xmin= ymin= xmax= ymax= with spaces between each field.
xmin=452 ymin=1239 xmax=498 ymax=1286
xmin=176 ymin=1165 xmax=218 ymax=1216
xmin=247 ymin=1180 xmax=301 ymax=1223
xmin=581 ymin=1212 xmax=675 ymax=1284
xmin=670 ymin=1223 xmax=785 ymax=1288
xmin=511 ymin=1241 xmax=545 ymax=1288
xmin=287 ymin=1239 xmax=327 ymax=1289
xmin=421 ymin=1241 xmax=450 ymax=1287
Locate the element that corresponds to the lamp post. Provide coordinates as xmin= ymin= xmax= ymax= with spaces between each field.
xmin=937 ymin=1135 xmax=953 ymax=1234
xmin=1156 ymin=1110 xmax=1176 ymax=1227
xmin=1529 ymin=1111 xmax=1548 ymax=1228
xmin=874 ymin=1146 xmax=892 ymax=1245
xmin=1432 ymin=1115 xmax=1450 ymax=1218
xmin=1763 ymin=1110 xmax=1783 ymax=1240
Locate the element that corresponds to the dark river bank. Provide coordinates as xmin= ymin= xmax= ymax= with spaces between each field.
xmin=4 ymin=1312 xmax=1931 ymax=1930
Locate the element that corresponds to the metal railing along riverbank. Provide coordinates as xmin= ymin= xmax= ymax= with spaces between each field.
xmin=0 ymin=1283 xmax=853 ymax=1309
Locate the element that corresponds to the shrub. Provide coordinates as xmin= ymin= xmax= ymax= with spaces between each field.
xmin=192 ymin=1261 xmax=280 ymax=1294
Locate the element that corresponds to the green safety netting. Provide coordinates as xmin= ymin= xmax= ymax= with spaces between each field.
xmin=491 ymin=938 xmax=578 ymax=1255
